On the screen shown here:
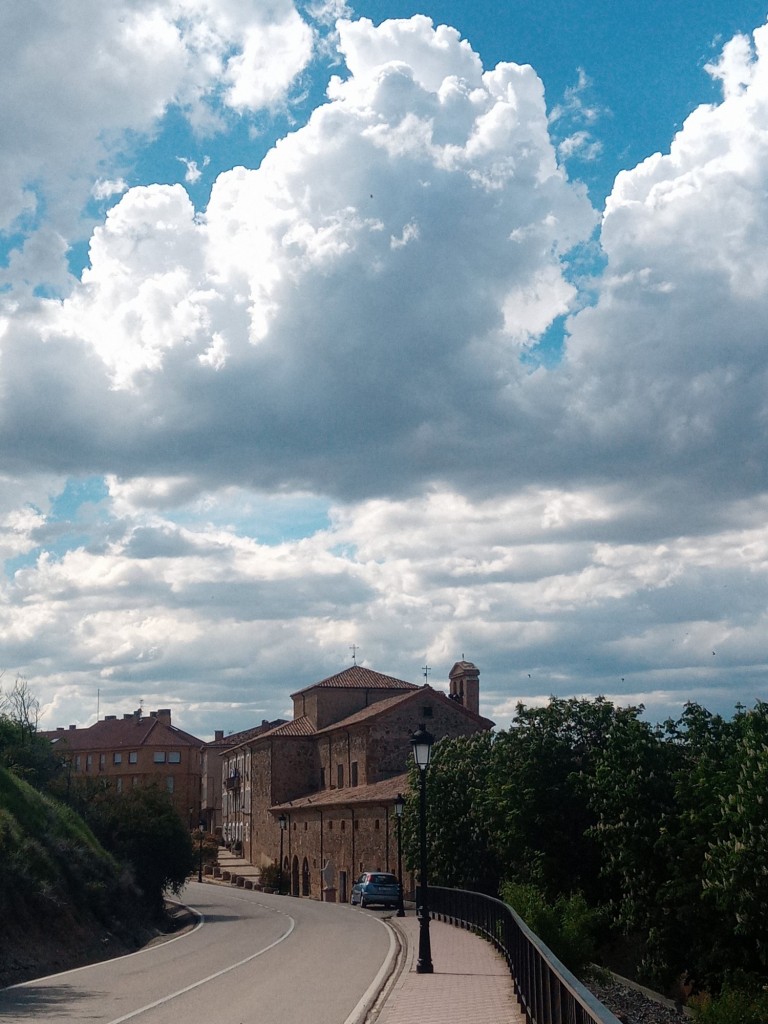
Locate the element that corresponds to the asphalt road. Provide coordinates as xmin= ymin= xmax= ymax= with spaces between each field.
xmin=0 ymin=882 xmax=395 ymax=1024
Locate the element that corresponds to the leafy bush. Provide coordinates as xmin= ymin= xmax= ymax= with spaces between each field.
xmin=258 ymin=861 xmax=286 ymax=891
xmin=501 ymin=881 xmax=604 ymax=979
xmin=689 ymin=986 xmax=768 ymax=1024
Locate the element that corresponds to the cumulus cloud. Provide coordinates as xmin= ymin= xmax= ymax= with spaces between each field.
xmin=3 ymin=14 xmax=768 ymax=735
xmin=2 ymin=14 xmax=594 ymax=500
xmin=0 ymin=0 xmax=314 ymax=290
xmin=563 ymin=20 xmax=768 ymax=509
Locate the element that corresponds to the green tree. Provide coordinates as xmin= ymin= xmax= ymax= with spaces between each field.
xmin=81 ymin=784 xmax=194 ymax=918
xmin=656 ymin=703 xmax=739 ymax=988
xmin=700 ymin=702 xmax=768 ymax=980
xmin=0 ymin=677 xmax=64 ymax=790
xmin=485 ymin=697 xmax=623 ymax=900
xmin=406 ymin=731 xmax=499 ymax=893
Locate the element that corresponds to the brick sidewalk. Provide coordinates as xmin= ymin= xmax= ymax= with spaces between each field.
xmin=371 ymin=915 xmax=525 ymax=1024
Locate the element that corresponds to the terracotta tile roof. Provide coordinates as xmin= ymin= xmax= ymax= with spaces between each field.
xmin=314 ymin=685 xmax=494 ymax=734
xmin=291 ymin=665 xmax=418 ymax=698
xmin=206 ymin=719 xmax=286 ymax=749
xmin=271 ymin=772 xmax=410 ymax=811
xmin=43 ymin=716 xmax=203 ymax=751
xmin=259 ymin=716 xmax=315 ymax=738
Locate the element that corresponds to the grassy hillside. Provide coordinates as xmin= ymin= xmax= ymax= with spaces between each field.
xmin=0 ymin=766 xmax=153 ymax=986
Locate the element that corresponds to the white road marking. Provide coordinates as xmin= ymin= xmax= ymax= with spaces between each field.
xmin=105 ymin=913 xmax=296 ymax=1024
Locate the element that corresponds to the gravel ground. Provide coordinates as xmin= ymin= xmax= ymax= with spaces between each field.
xmin=589 ymin=978 xmax=689 ymax=1024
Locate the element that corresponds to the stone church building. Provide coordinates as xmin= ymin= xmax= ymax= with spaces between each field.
xmin=221 ymin=660 xmax=493 ymax=901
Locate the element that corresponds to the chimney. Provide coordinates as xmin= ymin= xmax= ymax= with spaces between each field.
xmin=105 ymin=715 xmax=116 ymax=721
xmin=215 ymin=730 xmax=224 ymax=742
xmin=155 ymin=709 xmax=172 ymax=725
xmin=123 ymin=713 xmax=133 ymax=720
xmin=448 ymin=661 xmax=480 ymax=716
xmin=68 ymin=724 xmax=76 ymax=730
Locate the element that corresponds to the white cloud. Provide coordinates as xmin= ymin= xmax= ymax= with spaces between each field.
xmin=4 ymin=16 xmax=768 ymax=736
xmin=0 ymin=0 xmax=315 ymax=291
xmin=92 ymin=179 xmax=129 ymax=201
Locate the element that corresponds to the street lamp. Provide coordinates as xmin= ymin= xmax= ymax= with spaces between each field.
xmin=197 ymin=821 xmax=205 ymax=883
xmin=411 ymin=723 xmax=434 ymax=974
xmin=394 ymin=792 xmax=406 ymax=917
xmin=278 ymin=813 xmax=287 ymax=894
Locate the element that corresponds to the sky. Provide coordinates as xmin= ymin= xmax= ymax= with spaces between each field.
xmin=2 ymin=0 xmax=768 ymax=740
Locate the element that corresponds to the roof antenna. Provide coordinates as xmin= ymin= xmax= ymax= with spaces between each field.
xmin=423 ymin=662 xmax=431 ymax=683
xmin=349 ymin=644 xmax=359 ymax=665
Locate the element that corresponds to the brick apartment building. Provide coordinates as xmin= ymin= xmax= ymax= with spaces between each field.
xmin=44 ymin=708 xmax=205 ymax=825
xmin=221 ymin=661 xmax=493 ymax=902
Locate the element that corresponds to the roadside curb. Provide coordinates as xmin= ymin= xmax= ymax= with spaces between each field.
xmin=343 ymin=916 xmax=406 ymax=1024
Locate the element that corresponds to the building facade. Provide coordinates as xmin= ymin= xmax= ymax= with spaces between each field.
xmin=221 ymin=661 xmax=492 ymax=900
xmin=45 ymin=708 xmax=204 ymax=825
xmin=201 ymin=718 xmax=285 ymax=833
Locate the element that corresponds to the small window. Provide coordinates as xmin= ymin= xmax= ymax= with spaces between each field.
xmin=168 ymin=751 xmax=181 ymax=764
xmin=337 ymin=763 xmax=344 ymax=788
xmin=74 ymin=755 xmax=81 ymax=771
xmin=341 ymin=820 xmax=346 ymax=831
xmin=375 ymin=819 xmax=380 ymax=830
xmin=304 ymin=822 xmax=308 ymax=831
xmin=129 ymin=751 xmax=138 ymax=764
xmin=132 ymin=776 xmax=139 ymax=788
xmin=113 ymin=752 xmax=122 ymax=765
xmin=166 ymin=776 xmax=174 ymax=793
xmin=421 ymin=705 xmax=433 ymax=718
xmin=116 ymin=777 xmax=123 ymax=793
xmin=354 ymin=819 xmax=359 ymax=830
xmin=153 ymin=751 xmax=166 ymax=763
xmin=86 ymin=754 xmax=93 ymax=771
xmin=99 ymin=753 xmax=106 ymax=771
xmin=351 ymin=761 xmax=358 ymax=787
xmin=320 ymin=767 xmax=325 ymax=788
xmin=328 ymin=820 xmax=333 ymax=830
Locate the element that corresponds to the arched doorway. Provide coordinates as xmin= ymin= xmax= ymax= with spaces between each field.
xmin=302 ymin=857 xmax=310 ymax=896
xmin=292 ymin=855 xmax=300 ymax=896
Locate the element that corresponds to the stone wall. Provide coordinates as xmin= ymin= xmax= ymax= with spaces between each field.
xmin=281 ymin=804 xmax=412 ymax=901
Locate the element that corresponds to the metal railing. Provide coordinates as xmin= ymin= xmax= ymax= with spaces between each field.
xmin=430 ymin=887 xmax=622 ymax=1024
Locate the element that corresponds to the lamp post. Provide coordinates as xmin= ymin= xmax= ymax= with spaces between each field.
xmin=278 ymin=813 xmax=287 ymax=894
xmin=411 ymin=723 xmax=434 ymax=973
xmin=197 ymin=821 xmax=205 ymax=883
xmin=394 ymin=792 xmax=406 ymax=917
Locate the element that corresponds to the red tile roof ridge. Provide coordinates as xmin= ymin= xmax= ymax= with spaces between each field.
xmin=205 ymin=719 xmax=287 ymax=748
xmin=271 ymin=772 xmax=410 ymax=811
xmin=290 ymin=665 xmax=418 ymax=698
xmin=313 ymin=684 xmax=494 ymax=734
xmin=43 ymin=717 xmax=204 ymax=749
xmin=258 ymin=716 xmax=315 ymax=739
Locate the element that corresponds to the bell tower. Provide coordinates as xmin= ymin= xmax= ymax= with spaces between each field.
xmin=448 ymin=660 xmax=480 ymax=716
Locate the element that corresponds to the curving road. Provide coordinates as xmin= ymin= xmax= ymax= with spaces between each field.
xmin=0 ymin=882 xmax=395 ymax=1024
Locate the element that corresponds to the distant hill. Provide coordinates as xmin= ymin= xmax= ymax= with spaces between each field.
xmin=0 ymin=766 xmax=154 ymax=986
